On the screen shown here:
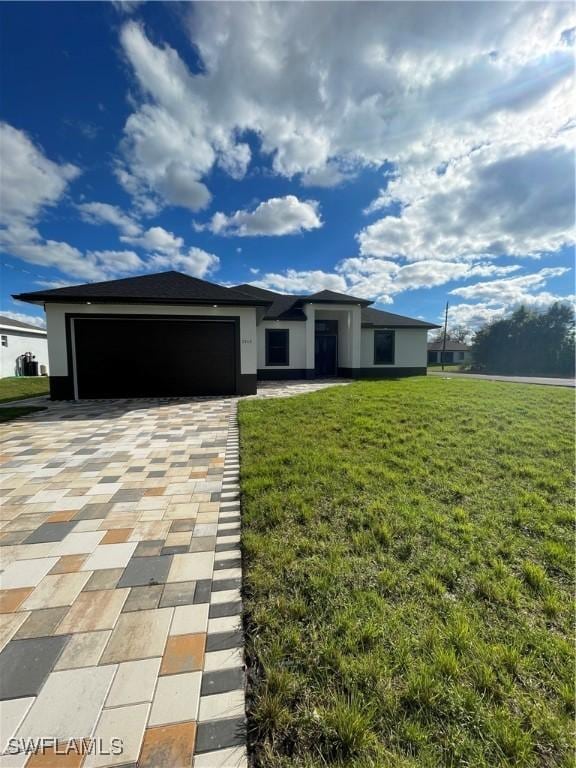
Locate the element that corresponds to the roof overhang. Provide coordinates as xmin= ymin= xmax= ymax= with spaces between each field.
xmin=0 ymin=323 xmax=46 ymax=335
xmin=362 ymin=322 xmax=442 ymax=329
xmin=302 ymin=298 xmax=371 ymax=307
xmin=12 ymin=294 xmax=271 ymax=308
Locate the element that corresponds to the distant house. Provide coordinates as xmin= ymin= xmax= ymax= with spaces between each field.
xmin=0 ymin=314 xmax=48 ymax=378
xmin=427 ymin=340 xmax=472 ymax=365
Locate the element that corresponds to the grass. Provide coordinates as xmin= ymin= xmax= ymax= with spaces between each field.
xmin=0 ymin=406 xmax=46 ymax=423
xmin=238 ymin=378 xmax=574 ymax=767
xmin=0 ymin=376 xmax=49 ymax=403
xmin=427 ymin=364 xmax=465 ymax=372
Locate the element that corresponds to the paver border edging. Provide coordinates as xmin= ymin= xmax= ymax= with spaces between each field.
xmin=193 ymin=403 xmax=248 ymax=767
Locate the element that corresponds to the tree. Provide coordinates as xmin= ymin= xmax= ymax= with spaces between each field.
xmin=471 ymin=303 xmax=575 ymax=375
xmin=430 ymin=325 xmax=472 ymax=344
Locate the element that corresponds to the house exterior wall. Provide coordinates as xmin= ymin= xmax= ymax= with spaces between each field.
xmin=44 ymin=301 xmax=430 ymax=396
xmin=304 ymin=303 xmax=362 ymax=376
xmin=257 ymin=321 xmax=307 ymax=377
xmin=427 ymin=349 xmax=472 ymax=365
xmin=0 ymin=329 xmax=49 ymax=378
xmin=257 ymin=306 xmax=425 ymax=380
xmin=45 ymin=303 xmax=258 ymax=398
xmin=359 ymin=327 xmax=427 ymax=376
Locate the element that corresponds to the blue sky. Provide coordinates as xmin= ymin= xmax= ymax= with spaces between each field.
xmin=1 ymin=1 xmax=574 ymax=330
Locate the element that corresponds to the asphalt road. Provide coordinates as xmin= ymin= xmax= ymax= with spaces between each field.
xmin=428 ymin=371 xmax=575 ymax=388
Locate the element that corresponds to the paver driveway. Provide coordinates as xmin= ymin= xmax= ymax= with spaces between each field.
xmin=0 ymin=397 xmax=244 ymax=768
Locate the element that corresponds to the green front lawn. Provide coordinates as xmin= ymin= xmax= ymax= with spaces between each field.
xmin=0 ymin=376 xmax=49 ymax=403
xmin=239 ymin=378 xmax=574 ymax=767
xmin=427 ymin=364 xmax=465 ymax=372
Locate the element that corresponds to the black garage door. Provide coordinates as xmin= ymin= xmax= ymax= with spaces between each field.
xmin=73 ymin=317 xmax=237 ymax=398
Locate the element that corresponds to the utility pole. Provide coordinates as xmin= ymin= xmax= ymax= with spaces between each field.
xmin=441 ymin=301 xmax=449 ymax=371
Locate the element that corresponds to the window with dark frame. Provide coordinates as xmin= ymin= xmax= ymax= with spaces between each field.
xmin=374 ymin=329 xmax=395 ymax=364
xmin=1 ymin=335 xmax=7 ymax=348
xmin=265 ymin=328 xmax=289 ymax=366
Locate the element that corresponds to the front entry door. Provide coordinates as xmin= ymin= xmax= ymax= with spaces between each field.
xmin=315 ymin=335 xmax=337 ymax=377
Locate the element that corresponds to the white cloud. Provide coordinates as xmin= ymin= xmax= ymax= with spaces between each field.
xmin=252 ymin=260 xmax=570 ymax=322
xmin=0 ymin=223 xmax=104 ymax=281
xmin=202 ymin=196 xmax=322 ymax=237
xmin=449 ymin=267 xmax=570 ymax=303
xmin=0 ymin=310 xmax=46 ymax=329
xmin=254 ymin=269 xmax=347 ymax=295
xmin=122 ymin=225 xmax=184 ymax=254
xmin=0 ymin=125 xmax=136 ymax=282
xmin=78 ymin=202 xmax=142 ymax=237
xmin=155 ymin=163 xmax=212 ymax=211
xmin=86 ymin=250 xmax=144 ymax=273
xmin=447 ymin=302 xmax=507 ymax=329
xmin=300 ymin=163 xmax=356 ymax=188
xmin=0 ymin=128 xmax=148 ymax=282
xmin=448 ymin=291 xmax=576 ymax=330
xmin=332 ymin=258 xmax=522 ymax=304
xmin=359 ymin=141 xmax=575 ymax=262
xmin=114 ymin=3 xmax=574 ymax=214
xmin=0 ymin=122 xmax=79 ymax=224
xmin=116 ymin=22 xmax=216 ymax=212
xmin=34 ymin=279 xmax=72 ymax=289
xmin=445 ymin=267 xmax=575 ymax=329
xmin=0 ymin=222 xmax=146 ymax=282
xmin=111 ymin=0 xmax=142 ymax=14
xmin=112 ymin=3 xmax=575 ymax=319
xmin=76 ymin=202 xmax=218 ymax=279
xmin=149 ymin=247 xmax=219 ymax=279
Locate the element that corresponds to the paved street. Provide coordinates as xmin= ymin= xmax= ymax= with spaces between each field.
xmin=429 ymin=371 xmax=575 ymax=387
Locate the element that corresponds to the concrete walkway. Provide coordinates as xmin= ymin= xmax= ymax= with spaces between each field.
xmin=429 ymin=371 xmax=575 ymax=387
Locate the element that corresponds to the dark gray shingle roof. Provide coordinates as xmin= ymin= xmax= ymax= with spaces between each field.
xmin=234 ymin=284 xmax=306 ymax=320
xmin=14 ymin=271 xmax=438 ymax=328
xmin=14 ymin=271 xmax=271 ymax=306
xmin=234 ymin=284 xmax=438 ymax=326
xmin=361 ymin=307 xmax=441 ymax=329
xmin=305 ymin=289 xmax=371 ymax=305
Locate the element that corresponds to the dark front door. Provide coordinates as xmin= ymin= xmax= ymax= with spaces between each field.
xmin=315 ymin=334 xmax=337 ymax=377
xmin=73 ymin=317 xmax=237 ymax=398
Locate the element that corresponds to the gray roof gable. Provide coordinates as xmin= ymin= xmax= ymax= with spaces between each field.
xmin=233 ymin=284 xmax=306 ymax=320
xmin=361 ymin=307 xmax=441 ymax=329
xmin=428 ymin=340 xmax=471 ymax=351
xmin=233 ymin=284 xmax=439 ymax=326
xmin=305 ymin=289 xmax=371 ymax=305
xmin=0 ymin=314 xmax=46 ymax=333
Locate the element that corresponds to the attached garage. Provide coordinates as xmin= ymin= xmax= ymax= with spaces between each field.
xmin=72 ymin=316 xmax=237 ymax=399
xmin=14 ymin=271 xmax=268 ymax=400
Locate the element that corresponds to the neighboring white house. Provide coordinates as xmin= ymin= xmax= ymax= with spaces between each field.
xmin=15 ymin=271 xmax=440 ymax=399
xmin=427 ymin=340 xmax=472 ymax=365
xmin=0 ymin=314 xmax=49 ymax=378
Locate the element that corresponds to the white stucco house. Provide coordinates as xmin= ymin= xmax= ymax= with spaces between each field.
xmin=15 ymin=271 xmax=440 ymax=399
xmin=427 ymin=340 xmax=472 ymax=365
xmin=0 ymin=314 xmax=49 ymax=378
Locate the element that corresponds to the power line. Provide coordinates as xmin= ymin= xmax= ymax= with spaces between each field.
xmin=1 ymin=259 xmax=59 ymax=284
